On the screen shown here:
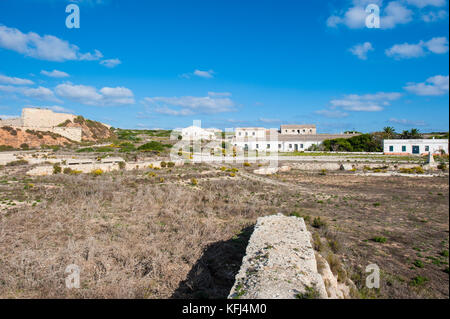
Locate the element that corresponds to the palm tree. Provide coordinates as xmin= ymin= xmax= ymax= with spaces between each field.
xmin=383 ymin=126 xmax=396 ymax=139
xmin=401 ymin=130 xmax=410 ymax=139
xmin=410 ymin=128 xmax=420 ymax=138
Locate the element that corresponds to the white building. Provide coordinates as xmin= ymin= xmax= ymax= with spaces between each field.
xmin=232 ymin=126 xmax=359 ymax=152
xmin=280 ymin=124 xmax=316 ymax=135
xmin=180 ymin=125 xmax=216 ymax=140
xmin=383 ymin=139 xmax=448 ymax=155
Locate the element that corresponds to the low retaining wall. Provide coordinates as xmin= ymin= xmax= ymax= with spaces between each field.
xmin=228 ymin=214 xmax=328 ymax=299
xmin=26 ymin=159 xmax=184 ymax=176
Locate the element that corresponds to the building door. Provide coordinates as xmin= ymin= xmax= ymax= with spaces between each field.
xmin=294 ymin=144 xmax=298 ymax=151
xmin=412 ymin=145 xmax=420 ymax=154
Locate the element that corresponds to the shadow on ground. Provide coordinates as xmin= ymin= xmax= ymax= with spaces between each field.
xmin=171 ymin=225 xmax=254 ymax=299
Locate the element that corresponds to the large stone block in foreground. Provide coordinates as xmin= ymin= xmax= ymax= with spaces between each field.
xmin=228 ymin=214 xmax=328 ymax=299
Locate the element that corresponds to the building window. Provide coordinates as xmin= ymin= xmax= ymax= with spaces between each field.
xmin=289 ymin=144 xmax=292 ymax=148
xmin=309 ymin=129 xmax=312 ymax=133
xmin=389 ymin=146 xmax=394 ymax=152
xmin=238 ymin=132 xmax=241 ymax=136
xmin=402 ymin=146 xmax=406 ymax=152
xmin=267 ymin=144 xmax=270 ymax=149
xmin=256 ymin=144 xmax=259 ymax=149
xmin=425 ymin=146 xmax=429 ymax=152
xmin=278 ymin=144 xmax=281 ymax=148
xmin=303 ymin=129 xmax=305 ymax=133
xmin=300 ymin=144 xmax=303 ymax=148
xmin=252 ymin=132 xmax=255 ymax=136
xmin=245 ymin=132 xmax=248 ymax=136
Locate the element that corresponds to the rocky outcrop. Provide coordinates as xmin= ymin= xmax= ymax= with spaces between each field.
xmin=59 ymin=116 xmax=115 ymax=142
xmin=0 ymin=126 xmax=72 ymax=149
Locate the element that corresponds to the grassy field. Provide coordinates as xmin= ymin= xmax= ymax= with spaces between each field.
xmin=0 ymin=161 xmax=448 ymax=298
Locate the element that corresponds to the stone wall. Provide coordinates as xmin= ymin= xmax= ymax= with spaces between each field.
xmin=52 ymin=127 xmax=83 ymax=142
xmin=228 ymin=214 xmax=328 ymax=299
xmin=0 ymin=118 xmax=22 ymax=127
xmin=22 ymin=108 xmax=76 ymax=128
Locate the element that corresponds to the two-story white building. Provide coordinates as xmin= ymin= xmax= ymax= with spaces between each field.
xmin=383 ymin=139 xmax=448 ymax=155
xmin=232 ymin=125 xmax=359 ymax=152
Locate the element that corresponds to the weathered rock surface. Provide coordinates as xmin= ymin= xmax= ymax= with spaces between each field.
xmin=228 ymin=214 xmax=328 ymax=299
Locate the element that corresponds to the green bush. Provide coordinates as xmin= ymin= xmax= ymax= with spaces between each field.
xmin=53 ymin=164 xmax=62 ymax=174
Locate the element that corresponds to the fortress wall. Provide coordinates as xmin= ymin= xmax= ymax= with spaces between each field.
xmin=22 ymin=108 xmax=76 ymax=128
xmin=52 ymin=127 xmax=83 ymax=142
xmin=0 ymin=118 xmax=23 ymax=127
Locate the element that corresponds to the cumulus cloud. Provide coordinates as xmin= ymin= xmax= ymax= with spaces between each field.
xmin=329 ymin=92 xmax=402 ymax=112
xmin=424 ymin=37 xmax=449 ymax=53
xmin=259 ymin=118 xmax=281 ymax=123
xmin=23 ymin=86 xmax=61 ymax=102
xmin=0 ymin=74 xmax=34 ymax=85
xmin=404 ymin=75 xmax=449 ymax=96
xmin=143 ymin=94 xmax=234 ymax=115
xmin=55 ymin=83 xmax=135 ymax=106
xmin=405 ymin=0 xmax=446 ymax=8
xmin=421 ymin=9 xmax=448 ymax=22
xmin=314 ymin=110 xmax=349 ymax=118
xmin=349 ymin=42 xmax=374 ymax=60
xmin=327 ymin=1 xmax=413 ymax=29
xmin=0 ymin=25 xmax=104 ymax=62
xmin=381 ymin=1 xmax=414 ymax=29
xmin=40 ymin=69 xmax=70 ymax=78
xmin=385 ymin=37 xmax=449 ymax=59
xmin=208 ymin=92 xmax=232 ymax=97
xmin=100 ymin=58 xmax=122 ymax=68
xmin=388 ymin=118 xmax=427 ymax=126
xmin=193 ymin=69 xmax=214 ymax=78
xmin=385 ymin=42 xmax=426 ymax=58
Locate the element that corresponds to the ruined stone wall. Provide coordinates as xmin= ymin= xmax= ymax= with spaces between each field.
xmin=0 ymin=118 xmax=22 ymax=127
xmin=22 ymin=108 xmax=76 ymax=128
xmin=52 ymin=127 xmax=82 ymax=142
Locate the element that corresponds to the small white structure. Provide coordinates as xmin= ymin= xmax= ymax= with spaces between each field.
xmin=383 ymin=139 xmax=448 ymax=155
xmin=181 ymin=125 xmax=216 ymax=140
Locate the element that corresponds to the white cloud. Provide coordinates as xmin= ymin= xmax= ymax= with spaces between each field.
xmin=193 ymin=69 xmax=214 ymax=78
xmin=424 ymin=37 xmax=449 ymax=53
xmin=329 ymin=92 xmax=402 ymax=112
xmin=385 ymin=42 xmax=425 ymax=58
xmin=349 ymin=42 xmax=374 ymax=60
xmin=388 ymin=118 xmax=427 ymax=126
xmin=421 ymin=9 xmax=448 ymax=22
xmin=55 ymin=83 xmax=135 ymax=106
xmin=326 ymin=1 xmax=413 ymax=29
xmin=314 ymin=110 xmax=349 ymax=118
xmin=405 ymin=0 xmax=446 ymax=8
xmin=40 ymin=69 xmax=70 ymax=78
xmin=404 ymin=75 xmax=449 ymax=96
xmin=259 ymin=118 xmax=281 ymax=123
xmin=386 ymin=37 xmax=448 ymax=59
xmin=144 ymin=94 xmax=234 ymax=115
xmin=0 ymin=25 xmax=103 ymax=62
xmin=154 ymin=107 xmax=194 ymax=116
xmin=0 ymin=74 xmax=34 ymax=85
xmin=381 ymin=1 xmax=414 ymax=29
xmin=100 ymin=58 xmax=122 ymax=68
xmin=23 ymin=86 xmax=61 ymax=102
xmin=208 ymin=92 xmax=232 ymax=97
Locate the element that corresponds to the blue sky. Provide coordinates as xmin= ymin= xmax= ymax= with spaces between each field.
xmin=0 ymin=0 xmax=448 ymax=133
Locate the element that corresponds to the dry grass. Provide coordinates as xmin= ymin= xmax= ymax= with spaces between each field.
xmin=0 ymin=162 xmax=448 ymax=299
